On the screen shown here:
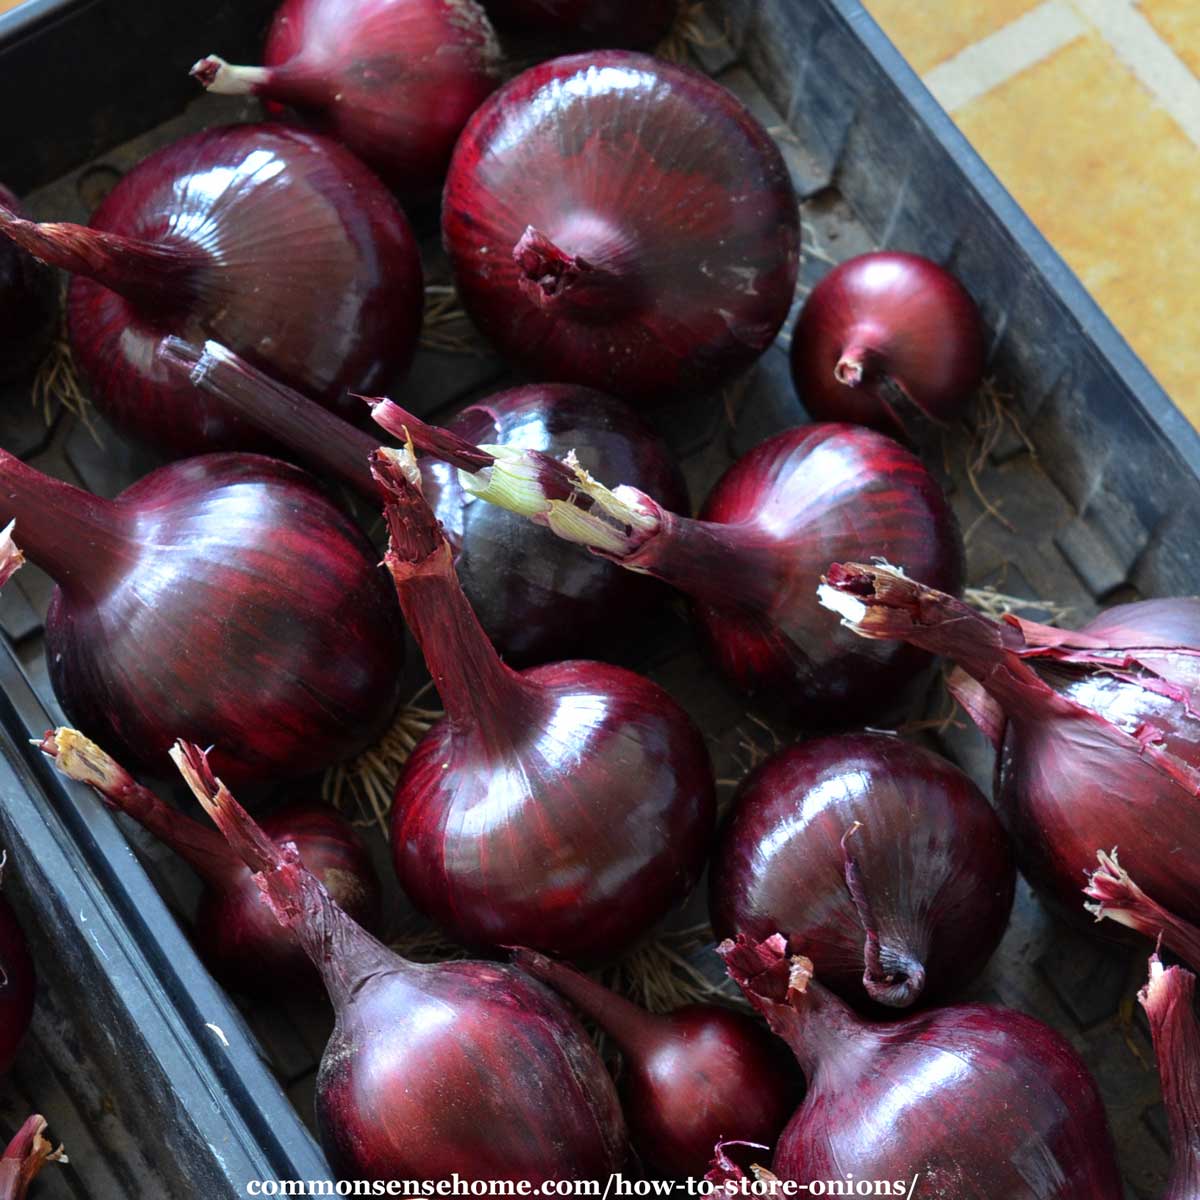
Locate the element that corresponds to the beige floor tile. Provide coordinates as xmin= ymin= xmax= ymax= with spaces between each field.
xmin=866 ymin=0 xmax=1045 ymax=74
xmin=1143 ymin=0 xmax=1200 ymax=77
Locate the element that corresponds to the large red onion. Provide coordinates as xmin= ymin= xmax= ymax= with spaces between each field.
xmin=0 ymin=185 xmax=57 ymax=384
xmin=166 ymin=337 xmax=686 ymax=665
xmin=710 ymin=733 xmax=1015 ymax=1010
xmin=790 ymin=252 xmax=985 ymax=433
xmin=0 ymin=126 xmax=421 ymax=458
xmin=192 ymin=0 xmax=500 ymax=200
xmin=720 ymin=934 xmax=1123 ymax=1196
xmin=175 ymin=741 xmax=628 ymax=1182
xmin=819 ymin=562 xmax=1200 ymax=945
xmin=0 ymin=857 xmax=34 ymax=1076
xmin=1141 ymin=956 xmax=1200 ymax=1200
xmin=443 ymin=52 xmax=799 ymax=406
xmin=376 ymin=408 xmax=964 ymax=722
xmin=0 ymin=450 xmax=403 ymax=785
xmin=39 ymin=727 xmax=381 ymax=992
xmin=481 ymin=0 xmax=676 ymax=48
xmin=511 ymin=948 xmax=798 ymax=1179
xmin=374 ymin=447 xmax=715 ymax=961
xmin=0 ymin=1117 xmax=64 ymax=1200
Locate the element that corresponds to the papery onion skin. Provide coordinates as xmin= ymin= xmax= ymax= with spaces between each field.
xmin=0 ymin=450 xmax=403 ymax=785
xmin=512 ymin=948 xmax=798 ymax=1180
xmin=0 ymin=1115 xmax=64 ymax=1200
xmin=194 ymin=0 xmax=500 ymax=200
xmin=720 ymin=934 xmax=1123 ymax=1198
xmin=375 ymin=448 xmax=715 ymax=962
xmin=790 ymin=252 xmax=985 ymax=433
xmin=481 ymin=0 xmax=676 ymax=48
xmin=0 ymin=881 xmax=34 ymax=1075
xmin=710 ymin=733 xmax=1014 ymax=1010
xmin=443 ymin=51 xmax=799 ymax=406
xmin=176 ymin=742 xmax=629 ymax=1184
xmin=0 ymin=125 xmax=422 ymax=459
xmin=0 ymin=185 xmax=57 ymax=384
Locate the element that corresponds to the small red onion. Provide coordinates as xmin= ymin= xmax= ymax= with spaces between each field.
xmin=0 ymin=1116 xmax=64 ymax=1200
xmin=511 ymin=948 xmax=798 ymax=1179
xmin=0 ymin=449 xmax=403 ymax=785
xmin=374 ymin=447 xmax=715 ymax=961
xmin=710 ymin=732 xmax=1015 ymax=1010
xmin=0 ymin=857 xmax=34 ymax=1076
xmin=819 ymin=563 xmax=1200 ymax=947
xmin=791 ymin=252 xmax=985 ymax=433
xmin=720 ymin=934 xmax=1123 ymax=1195
xmin=443 ymin=51 xmax=799 ymax=406
xmin=39 ymin=727 xmax=381 ymax=992
xmin=481 ymin=0 xmax=676 ymax=48
xmin=192 ymin=0 xmax=500 ymax=200
xmin=0 ymin=185 xmax=57 ymax=384
xmin=0 ymin=126 xmax=422 ymax=458
xmin=1141 ymin=955 xmax=1200 ymax=1200
xmin=175 ymin=741 xmax=629 ymax=1183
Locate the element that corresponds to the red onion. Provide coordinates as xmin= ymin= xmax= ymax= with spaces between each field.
xmin=174 ymin=741 xmax=629 ymax=1182
xmin=819 ymin=562 xmax=1200 ymax=945
xmin=165 ymin=337 xmax=686 ymax=665
xmin=790 ymin=252 xmax=985 ymax=434
xmin=710 ymin=732 xmax=1015 ymax=1010
xmin=0 ymin=185 xmax=57 ymax=384
xmin=0 ymin=126 xmax=422 ymax=459
xmin=1141 ymin=956 xmax=1200 ymax=1200
xmin=480 ymin=0 xmax=676 ymax=48
xmin=377 ymin=409 xmax=963 ymax=722
xmin=192 ymin=0 xmax=500 ymax=200
xmin=0 ymin=857 xmax=34 ymax=1076
xmin=511 ymin=948 xmax=798 ymax=1179
xmin=0 ymin=1117 xmax=65 ymax=1200
xmin=719 ymin=933 xmax=1123 ymax=1195
xmin=38 ymin=727 xmax=381 ymax=992
xmin=443 ymin=51 xmax=800 ymax=406
xmin=0 ymin=449 xmax=403 ymax=785
xmin=373 ymin=446 xmax=715 ymax=960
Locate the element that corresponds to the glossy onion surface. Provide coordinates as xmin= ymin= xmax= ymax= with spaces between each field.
xmin=443 ymin=52 xmax=799 ymax=405
xmin=0 ymin=185 xmax=56 ymax=383
xmin=0 ymin=891 xmax=34 ymax=1074
xmin=481 ymin=0 xmax=676 ymax=47
xmin=711 ymin=734 xmax=1014 ymax=1010
xmin=67 ymin=125 xmax=421 ymax=457
xmin=722 ymin=935 xmax=1123 ymax=1198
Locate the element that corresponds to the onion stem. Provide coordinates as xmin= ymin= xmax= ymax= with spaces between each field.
xmin=0 ymin=1116 xmax=66 ymax=1200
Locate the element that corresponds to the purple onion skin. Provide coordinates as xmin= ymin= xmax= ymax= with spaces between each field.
xmin=443 ymin=52 xmax=799 ymax=407
xmin=710 ymin=733 xmax=1015 ymax=1011
xmin=790 ymin=252 xmax=985 ymax=432
xmin=427 ymin=384 xmax=687 ymax=665
xmin=721 ymin=935 xmax=1123 ymax=1199
xmin=0 ymin=891 xmax=34 ymax=1075
xmin=51 ymin=125 xmax=421 ymax=458
xmin=481 ymin=0 xmax=676 ymax=48
xmin=247 ymin=0 xmax=500 ymax=199
xmin=0 ymin=452 xmax=404 ymax=786
xmin=0 ymin=185 xmax=56 ymax=384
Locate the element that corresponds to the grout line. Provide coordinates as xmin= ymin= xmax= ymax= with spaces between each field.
xmin=921 ymin=0 xmax=1086 ymax=113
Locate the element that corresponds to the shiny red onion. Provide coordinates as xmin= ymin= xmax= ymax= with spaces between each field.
xmin=0 ymin=185 xmax=56 ymax=384
xmin=790 ymin=252 xmax=985 ymax=434
xmin=175 ymin=741 xmax=628 ymax=1182
xmin=0 ymin=858 xmax=34 ymax=1076
xmin=1142 ymin=956 xmax=1200 ymax=1200
xmin=378 ymin=410 xmax=964 ymax=722
xmin=443 ymin=52 xmax=799 ymax=406
xmin=710 ymin=733 xmax=1014 ymax=1010
xmin=720 ymin=934 xmax=1123 ymax=1196
xmin=39 ymin=727 xmax=381 ymax=992
xmin=165 ymin=337 xmax=686 ymax=665
xmin=373 ymin=447 xmax=715 ymax=961
xmin=820 ymin=562 xmax=1200 ymax=946
xmin=0 ymin=1117 xmax=64 ymax=1200
xmin=481 ymin=0 xmax=676 ymax=48
xmin=511 ymin=948 xmax=798 ymax=1179
xmin=0 ymin=126 xmax=421 ymax=458
xmin=192 ymin=0 xmax=499 ymax=200
xmin=0 ymin=449 xmax=403 ymax=785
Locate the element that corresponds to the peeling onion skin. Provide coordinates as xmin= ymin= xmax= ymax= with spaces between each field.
xmin=0 ymin=887 xmax=34 ymax=1075
xmin=790 ymin=252 xmax=985 ymax=433
xmin=710 ymin=733 xmax=1015 ymax=1011
xmin=0 ymin=185 xmax=56 ymax=384
xmin=443 ymin=52 xmax=800 ymax=407
xmin=720 ymin=935 xmax=1124 ymax=1199
xmin=481 ymin=0 xmax=676 ymax=48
